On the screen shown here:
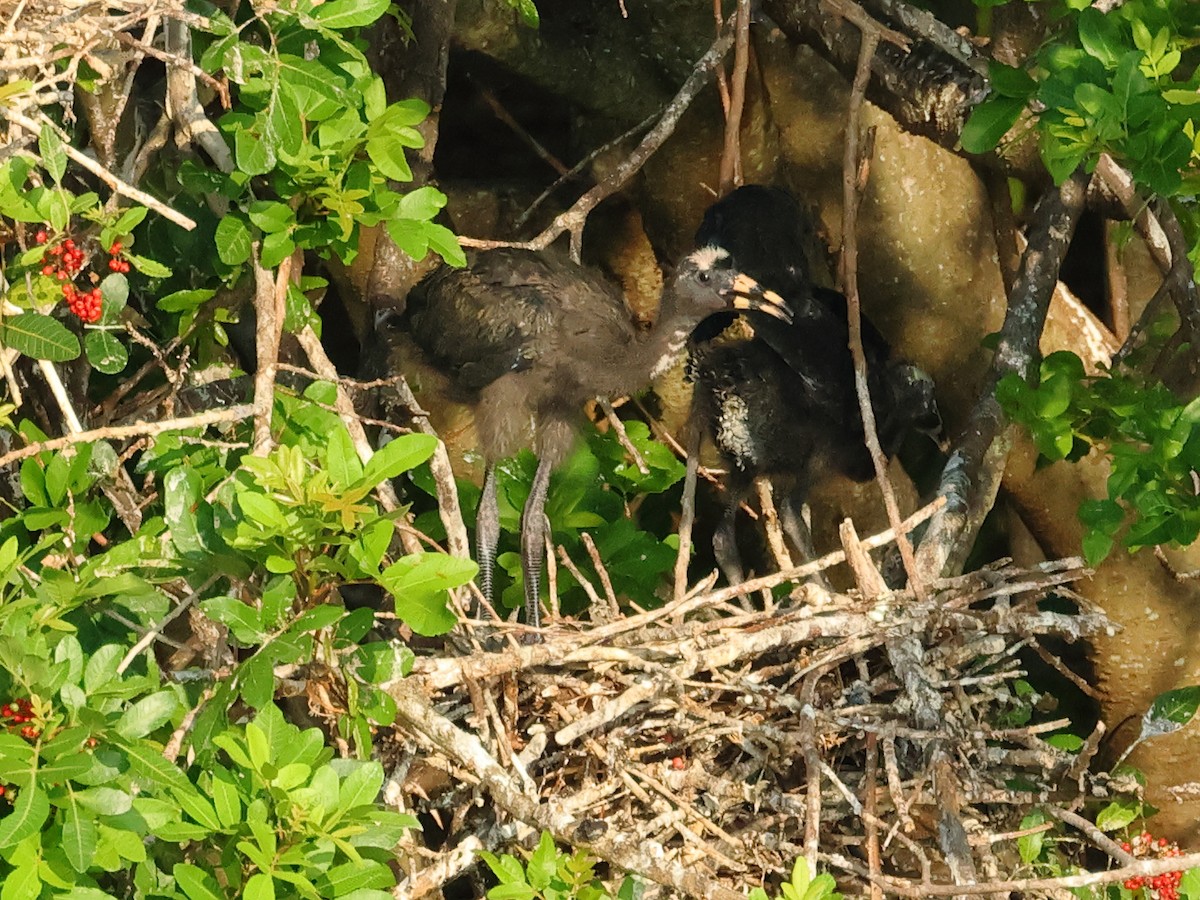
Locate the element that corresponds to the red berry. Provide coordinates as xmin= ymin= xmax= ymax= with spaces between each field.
xmin=119 ymin=261 xmax=130 ymax=273
xmin=109 ymin=241 xmax=121 ymax=254
xmin=108 ymin=259 xmax=120 ymax=271
xmin=0 ymin=706 xmax=10 ymax=718
xmin=0 ymin=785 xmax=6 ymax=796
xmin=670 ymin=756 xmax=685 ymax=770
xmin=34 ymin=230 xmax=47 ymax=244
xmin=63 ymin=238 xmax=74 ymax=250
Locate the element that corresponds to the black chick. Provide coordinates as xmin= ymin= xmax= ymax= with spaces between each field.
xmin=689 ymin=185 xmax=940 ymax=584
xmin=399 ymin=245 xmax=790 ymax=632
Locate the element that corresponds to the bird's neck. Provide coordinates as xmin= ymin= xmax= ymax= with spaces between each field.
xmin=644 ymin=322 xmax=695 ymax=382
xmin=577 ymin=320 xmax=695 ymax=400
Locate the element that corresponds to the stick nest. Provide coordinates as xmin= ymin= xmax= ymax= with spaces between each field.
xmin=377 ymin=555 xmax=1119 ymax=898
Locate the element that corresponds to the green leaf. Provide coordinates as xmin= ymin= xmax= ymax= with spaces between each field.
xmin=366 ymin=134 xmax=414 ymax=182
xmin=507 ymin=0 xmax=539 ymax=27
xmin=1094 ymin=800 xmax=1139 ymax=832
xmin=1046 ymin=733 xmax=1084 ymax=752
xmin=37 ymin=186 xmax=71 ymax=231
xmin=0 ymin=313 xmax=81 ymax=362
xmin=366 ymin=103 xmax=429 ymax=181
xmin=424 ymin=222 xmax=466 ymax=267
xmin=310 ymin=0 xmax=390 ymax=28
xmin=201 ymin=596 xmax=266 ymax=644
xmin=248 ymin=200 xmax=295 ymax=234
xmin=172 ymin=786 xmax=222 ymax=832
xmin=380 ymin=552 xmax=477 ymax=636
xmin=244 ymin=872 xmax=275 ymax=900
xmin=157 ymin=288 xmax=216 ymax=313
xmin=527 ymin=831 xmax=558 ymax=891
xmin=1179 ymin=869 xmax=1200 ymax=899
xmin=110 ymin=206 xmax=149 ymax=236
xmin=261 ymin=229 xmax=296 ymax=269
xmin=246 ymin=721 xmax=272 ymax=771
xmin=0 ymin=784 xmax=50 ymax=847
xmin=291 ymin=605 xmax=344 ymax=633
xmin=961 ymin=96 xmax=1025 ymax=154
xmin=337 ymin=760 xmax=384 ymax=811
xmin=236 ymin=128 xmax=275 ymax=175
xmin=375 ymin=98 xmax=430 ymax=128
xmin=61 ymin=803 xmax=97 ymax=873
xmin=115 ymin=690 xmax=179 ymax=739
xmin=73 ymin=787 xmax=132 ymax=816
xmin=270 ymin=762 xmax=310 ymax=791
xmin=39 ymin=123 xmax=66 ymax=184
xmin=357 ymin=434 xmax=437 ymax=491
xmin=0 ymin=861 xmax=40 ymax=900
xmin=1143 ymin=685 xmax=1200 ymax=734
xmin=117 ymin=738 xmax=191 ymax=792
xmin=1017 ymin=810 xmax=1045 ymax=863
xmin=489 ymin=885 xmax=537 ymax=900
xmin=164 ymin=466 xmax=205 ymax=556
xmin=397 ymin=186 xmax=448 ymax=221
xmin=238 ymin=490 xmax=290 ymax=530
xmin=988 ymin=62 xmax=1036 ymax=98
xmin=84 ymin=330 xmax=129 ymax=375
xmin=265 ymin=85 xmax=303 ymax=157
xmin=1077 ymin=7 xmax=1124 ymax=68
xmin=326 ymin=425 xmax=364 ymax=488
xmin=125 ymin=252 xmax=172 ymax=278
xmin=215 ymin=216 xmax=253 ymax=266
xmin=319 ymin=859 xmax=396 ymax=895
xmin=1081 ymin=530 xmax=1114 ymax=566
xmin=174 ymin=864 xmax=226 ymax=900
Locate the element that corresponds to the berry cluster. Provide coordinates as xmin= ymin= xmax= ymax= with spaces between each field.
xmin=37 ymin=232 xmax=84 ymax=280
xmin=1 ymin=697 xmax=38 ymax=741
xmin=33 ymin=228 xmax=117 ymax=324
xmin=107 ymin=241 xmax=130 ymax=274
xmin=1121 ymin=831 xmax=1184 ymax=899
xmin=62 ymin=284 xmax=104 ymax=323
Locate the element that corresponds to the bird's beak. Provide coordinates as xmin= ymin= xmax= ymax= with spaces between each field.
xmin=723 ymin=273 xmax=794 ymax=325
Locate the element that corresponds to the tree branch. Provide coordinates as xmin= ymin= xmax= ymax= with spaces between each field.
xmin=916 ymin=172 xmax=1089 ymax=581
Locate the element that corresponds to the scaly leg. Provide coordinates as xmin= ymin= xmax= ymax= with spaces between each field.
xmin=779 ymin=493 xmax=832 ymax=590
xmin=520 ymin=454 xmax=554 ymax=635
xmin=475 ymin=463 xmax=500 ymax=612
xmin=713 ymin=498 xmax=748 ymax=594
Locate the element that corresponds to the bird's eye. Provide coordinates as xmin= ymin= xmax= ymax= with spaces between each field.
xmin=698 ymin=271 xmax=710 ymax=283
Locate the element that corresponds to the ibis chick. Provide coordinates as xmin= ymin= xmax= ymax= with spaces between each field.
xmin=401 ymin=245 xmax=790 ymax=631
xmin=690 ymin=186 xmax=940 ymax=584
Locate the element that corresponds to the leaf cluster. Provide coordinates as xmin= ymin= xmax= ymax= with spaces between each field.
xmin=962 ymin=0 xmax=1200 ymax=194
xmin=479 ymin=831 xmax=641 ymax=900
xmin=999 ymin=350 xmax=1200 ymax=564
xmin=471 ymin=422 xmax=684 ymax=616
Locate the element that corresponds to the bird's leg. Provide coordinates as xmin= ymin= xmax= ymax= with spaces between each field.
xmin=475 ymin=463 xmax=500 ymax=611
xmin=520 ymin=454 xmax=554 ymax=635
xmin=779 ymin=494 xmax=833 ymax=590
xmin=713 ymin=499 xmax=756 ymax=611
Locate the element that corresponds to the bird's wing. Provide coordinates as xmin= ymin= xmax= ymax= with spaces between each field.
xmin=405 ymin=252 xmax=563 ymax=393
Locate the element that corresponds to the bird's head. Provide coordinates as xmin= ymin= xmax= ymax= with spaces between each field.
xmin=665 ymin=245 xmax=793 ymax=327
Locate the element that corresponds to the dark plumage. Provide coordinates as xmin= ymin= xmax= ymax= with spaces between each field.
xmin=689 ymin=186 xmax=940 ymax=583
xmin=399 ymin=245 xmax=790 ymax=632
